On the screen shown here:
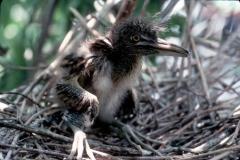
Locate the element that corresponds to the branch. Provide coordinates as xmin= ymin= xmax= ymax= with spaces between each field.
xmin=33 ymin=0 xmax=58 ymax=66
xmin=0 ymin=121 xmax=72 ymax=143
xmin=115 ymin=0 xmax=137 ymax=23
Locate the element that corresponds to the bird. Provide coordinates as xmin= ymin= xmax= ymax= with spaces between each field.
xmin=55 ymin=17 xmax=189 ymax=160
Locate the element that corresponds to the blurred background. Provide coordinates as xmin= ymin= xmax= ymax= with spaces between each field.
xmin=0 ymin=0 xmax=239 ymax=91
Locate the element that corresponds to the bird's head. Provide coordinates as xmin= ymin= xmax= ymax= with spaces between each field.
xmin=110 ymin=17 xmax=189 ymax=57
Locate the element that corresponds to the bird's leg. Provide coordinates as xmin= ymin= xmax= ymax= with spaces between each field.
xmin=67 ymin=126 xmax=95 ymax=160
xmin=63 ymin=109 xmax=97 ymax=160
xmin=56 ymin=83 xmax=99 ymax=160
xmin=112 ymin=120 xmax=162 ymax=156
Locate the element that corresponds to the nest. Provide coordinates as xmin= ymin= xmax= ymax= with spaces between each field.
xmin=1 ymin=0 xmax=240 ymax=160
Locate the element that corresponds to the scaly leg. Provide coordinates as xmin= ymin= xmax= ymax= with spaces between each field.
xmin=63 ymin=109 xmax=97 ymax=160
xmin=68 ymin=126 xmax=95 ymax=160
xmin=55 ymin=83 xmax=99 ymax=160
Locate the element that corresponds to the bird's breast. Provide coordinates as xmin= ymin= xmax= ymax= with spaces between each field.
xmin=92 ymin=59 xmax=142 ymax=123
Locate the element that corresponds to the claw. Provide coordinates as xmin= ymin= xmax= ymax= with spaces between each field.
xmin=67 ymin=129 xmax=96 ymax=160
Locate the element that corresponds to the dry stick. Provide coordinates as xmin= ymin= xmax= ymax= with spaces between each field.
xmin=46 ymin=141 xmax=140 ymax=156
xmin=0 ymin=143 xmax=68 ymax=158
xmin=69 ymin=7 xmax=101 ymax=37
xmin=140 ymin=0 xmax=150 ymax=15
xmin=115 ymin=0 xmax=136 ymax=22
xmin=145 ymin=67 xmax=162 ymax=127
xmin=213 ymin=77 xmax=240 ymax=101
xmin=3 ymin=25 xmax=80 ymax=160
xmin=0 ymin=62 xmax=47 ymax=70
xmin=218 ymin=79 xmax=240 ymax=97
xmin=156 ymin=96 xmax=187 ymax=115
xmin=133 ymin=129 xmax=163 ymax=145
xmin=89 ymin=0 xmax=117 ymax=28
xmin=35 ymin=78 xmax=55 ymax=102
xmin=91 ymin=150 xmax=122 ymax=160
xmin=123 ymin=129 xmax=143 ymax=154
xmin=114 ymin=120 xmax=161 ymax=156
xmin=125 ymin=125 xmax=161 ymax=156
xmin=4 ymin=80 xmax=45 ymax=160
xmin=34 ymin=141 xmax=49 ymax=160
xmin=189 ymin=125 xmax=227 ymax=152
xmin=186 ymin=2 xmax=209 ymax=106
xmin=33 ymin=0 xmax=58 ymax=66
xmin=175 ymin=57 xmax=186 ymax=114
xmin=191 ymin=131 xmax=229 ymax=153
xmin=178 ymin=145 xmax=240 ymax=160
xmin=166 ymin=107 xmax=230 ymax=147
xmin=0 ymin=110 xmax=15 ymax=117
xmin=0 ymin=121 xmax=72 ymax=143
xmin=119 ymin=156 xmax=174 ymax=160
xmin=0 ymin=92 xmax=42 ymax=108
xmin=219 ymin=27 xmax=240 ymax=55
xmin=3 ymin=3 xmax=117 ymax=160
xmin=0 ymin=121 xmax=119 ymax=159
xmin=195 ymin=37 xmax=218 ymax=50
xmin=211 ymin=65 xmax=239 ymax=84
xmin=190 ymin=37 xmax=212 ymax=105
xmin=209 ymin=151 xmax=231 ymax=160
xmin=175 ymin=120 xmax=194 ymax=135
xmin=4 ymin=133 xmax=22 ymax=160
xmin=15 ymin=74 xmax=44 ymax=105
xmin=228 ymin=120 xmax=240 ymax=145
xmin=25 ymin=106 xmax=62 ymax=125
xmin=153 ymin=0 xmax=179 ymax=23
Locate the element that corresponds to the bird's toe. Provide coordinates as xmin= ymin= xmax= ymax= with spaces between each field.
xmin=68 ymin=129 xmax=96 ymax=160
xmin=84 ymin=138 xmax=96 ymax=160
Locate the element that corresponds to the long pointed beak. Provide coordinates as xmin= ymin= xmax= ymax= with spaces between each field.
xmin=153 ymin=38 xmax=189 ymax=57
xmin=137 ymin=38 xmax=189 ymax=57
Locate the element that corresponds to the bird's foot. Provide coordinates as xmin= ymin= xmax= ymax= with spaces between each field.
xmin=113 ymin=120 xmax=162 ymax=156
xmin=67 ymin=130 xmax=96 ymax=160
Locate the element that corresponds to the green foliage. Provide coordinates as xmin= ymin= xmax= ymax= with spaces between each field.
xmin=0 ymin=0 xmax=29 ymax=91
xmin=160 ymin=14 xmax=186 ymax=38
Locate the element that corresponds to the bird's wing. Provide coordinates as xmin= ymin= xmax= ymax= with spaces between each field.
xmin=60 ymin=52 xmax=97 ymax=82
xmin=56 ymin=51 xmax=100 ymax=112
xmin=89 ymin=37 xmax=113 ymax=55
xmin=55 ymin=83 xmax=98 ymax=112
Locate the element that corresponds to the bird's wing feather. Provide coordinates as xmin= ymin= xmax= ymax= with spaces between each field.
xmin=60 ymin=53 xmax=96 ymax=81
xmin=56 ymin=83 xmax=99 ymax=112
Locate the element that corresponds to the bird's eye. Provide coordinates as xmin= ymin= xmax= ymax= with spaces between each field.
xmin=130 ymin=35 xmax=140 ymax=42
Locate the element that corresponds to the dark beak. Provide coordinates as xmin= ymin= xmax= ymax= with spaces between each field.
xmin=137 ymin=38 xmax=189 ymax=57
xmin=153 ymin=38 xmax=189 ymax=57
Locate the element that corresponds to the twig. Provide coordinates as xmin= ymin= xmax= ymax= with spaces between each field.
xmin=0 ymin=121 xmax=72 ymax=143
xmin=190 ymin=36 xmax=211 ymax=106
xmin=115 ymin=0 xmax=136 ymax=22
xmin=0 ymin=92 xmax=43 ymax=108
xmin=179 ymin=145 xmax=240 ymax=160
xmin=228 ymin=120 xmax=240 ymax=145
xmin=0 ymin=143 xmax=69 ymax=158
xmin=70 ymin=7 xmax=101 ymax=37
xmin=33 ymin=0 xmax=58 ymax=66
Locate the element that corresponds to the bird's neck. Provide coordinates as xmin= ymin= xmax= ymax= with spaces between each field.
xmin=90 ymin=37 xmax=142 ymax=82
xmin=107 ymin=50 xmax=142 ymax=82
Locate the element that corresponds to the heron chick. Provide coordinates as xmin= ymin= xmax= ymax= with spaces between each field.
xmin=55 ymin=17 xmax=189 ymax=160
